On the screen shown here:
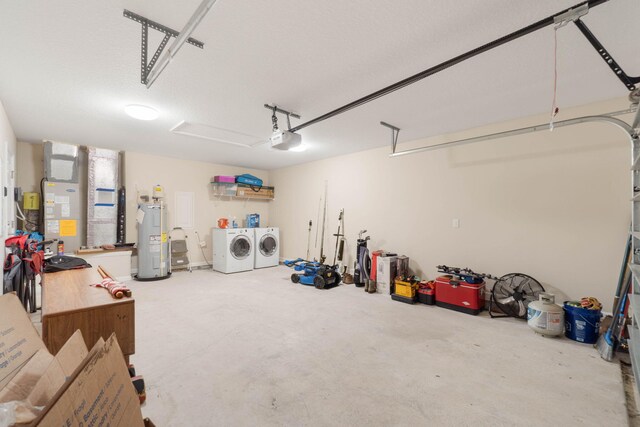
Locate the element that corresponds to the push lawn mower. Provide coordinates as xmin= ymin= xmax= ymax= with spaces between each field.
xmin=284 ymin=258 xmax=341 ymax=289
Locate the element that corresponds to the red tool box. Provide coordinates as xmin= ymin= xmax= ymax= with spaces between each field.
xmin=434 ymin=275 xmax=485 ymax=315
xmin=417 ymin=281 xmax=435 ymax=305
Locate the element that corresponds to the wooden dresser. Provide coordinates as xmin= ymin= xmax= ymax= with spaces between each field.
xmin=41 ymin=267 xmax=135 ymax=361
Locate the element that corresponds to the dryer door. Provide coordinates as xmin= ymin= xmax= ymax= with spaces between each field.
xmin=259 ymin=234 xmax=277 ymax=257
xmin=230 ymin=235 xmax=252 ymax=260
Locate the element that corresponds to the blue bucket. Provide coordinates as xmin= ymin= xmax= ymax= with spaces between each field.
xmin=563 ymin=303 xmax=601 ymax=344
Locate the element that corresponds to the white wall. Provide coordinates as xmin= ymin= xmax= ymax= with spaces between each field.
xmin=124 ymin=151 xmax=271 ymax=267
xmin=0 ymin=100 xmax=17 ymax=241
xmin=269 ymin=97 xmax=634 ymax=311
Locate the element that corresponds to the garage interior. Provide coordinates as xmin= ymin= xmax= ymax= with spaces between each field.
xmin=1 ymin=0 xmax=640 ymax=425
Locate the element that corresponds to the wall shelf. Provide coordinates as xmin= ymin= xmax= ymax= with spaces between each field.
xmin=210 ymin=181 xmax=274 ymax=201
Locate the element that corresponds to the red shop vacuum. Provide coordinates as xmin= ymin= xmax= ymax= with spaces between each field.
xmin=434 ymin=265 xmax=497 ymax=315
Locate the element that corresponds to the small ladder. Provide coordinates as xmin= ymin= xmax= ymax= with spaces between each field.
xmin=170 ymin=227 xmax=192 ymax=273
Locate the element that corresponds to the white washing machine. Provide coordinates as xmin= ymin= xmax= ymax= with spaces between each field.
xmin=254 ymin=227 xmax=279 ymax=268
xmin=211 ymin=228 xmax=254 ymax=273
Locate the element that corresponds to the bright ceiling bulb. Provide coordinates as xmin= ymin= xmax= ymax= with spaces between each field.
xmin=288 ymin=144 xmax=307 ymax=152
xmin=125 ymin=104 xmax=159 ymax=121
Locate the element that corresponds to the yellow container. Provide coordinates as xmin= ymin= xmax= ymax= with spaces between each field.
xmin=394 ymin=279 xmax=418 ymax=298
xmin=23 ymin=192 xmax=40 ymax=210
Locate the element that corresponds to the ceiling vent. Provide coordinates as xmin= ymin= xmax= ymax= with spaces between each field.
xmin=170 ymin=121 xmax=262 ymax=147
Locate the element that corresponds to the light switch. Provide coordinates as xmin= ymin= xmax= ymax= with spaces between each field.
xmin=452 ymin=218 xmax=460 ymax=228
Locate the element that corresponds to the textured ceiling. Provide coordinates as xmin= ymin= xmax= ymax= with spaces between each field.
xmin=0 ymin=0 xmax=638 ymax=170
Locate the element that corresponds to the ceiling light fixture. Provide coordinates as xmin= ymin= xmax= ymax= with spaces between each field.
xmin=125 ymin=104 xmax=159 ymax=121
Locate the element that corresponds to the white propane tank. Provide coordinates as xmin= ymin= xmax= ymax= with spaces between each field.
xmin=527 ymin=293 xmax=564 ymax=337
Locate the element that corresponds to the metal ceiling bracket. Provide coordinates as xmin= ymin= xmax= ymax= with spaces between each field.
xmin=264 ymin=104 xmax=301 ymax=131
xmin=380 ymin=122 xmax=401 ymax=153
xmin=140 ymin=22 xmax=148 ymax=85
xmin=123 ymin=9 xmax=207 ymax=86
xmin=147 ymin=34 xmax=171 ymax=83
xmin=573 ymin=19 xmax=640 ymax=91
xmin=553 ymin=3 xmax=589 ymax=27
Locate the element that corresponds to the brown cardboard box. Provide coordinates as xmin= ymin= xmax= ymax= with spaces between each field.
xmin=0 ymin=293 xmax=144 ymax=426
xmin=236 ymin=184 xmax=275 ymax=199
xmin=0 ymin=349 xmax=53 ymax=403
xmin=0 ymin=330 xmax=88 ymax=405
xmin=0 ymin=294 xmax=47 ymax=391
xmin=27 ymin=331 xmax=88 ymax=407
xmin=35 ymin=335 xmax=143 ymax=426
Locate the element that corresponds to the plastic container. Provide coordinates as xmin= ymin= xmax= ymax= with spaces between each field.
xmin=394 ymin=279 xmax=418 ymax=298
xmin=434 ymin=275 xmax=485 ymax=315
xmin=246 ymin=213 xmax=260 ymax=228
xmin=213 ymin=175 xmax=235 ymax=183
xmin=417 ymin=281 xmax=435 ymax=305
xmin=563 ymin=303 xmax=601 ymax=344
xmin=211 ymin=183 xmax=238 ymax=196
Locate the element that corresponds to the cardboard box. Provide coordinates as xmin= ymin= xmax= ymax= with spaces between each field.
xmin=27 ymin=331 xmax=88 ymax=407
xmin=376 ymin=255 xmax=397 ymax=294
xmin=0 ymin=293 xmax=144 ymax=426
xmin=0 ymin=293 xmax=47 ymax=391
xmin=0 ymin=349 xmax=53 ymax=403
xmin=35 ymin=335 xmax=143 ymax=426
xmin=236 ymin=184 xmax=274 ymax=199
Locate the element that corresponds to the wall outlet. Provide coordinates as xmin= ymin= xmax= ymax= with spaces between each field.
xmin=452 ymin=218 xmax=460 ymax=228
xmin=199 ymin=240 xmax=206 ymax=248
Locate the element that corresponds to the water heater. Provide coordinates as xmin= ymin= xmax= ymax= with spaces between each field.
xmin=136 ymin=202 xmax=170 ymax=280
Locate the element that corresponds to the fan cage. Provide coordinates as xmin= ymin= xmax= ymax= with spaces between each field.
xmin=490 ymin=273 xmax=545 ymax=319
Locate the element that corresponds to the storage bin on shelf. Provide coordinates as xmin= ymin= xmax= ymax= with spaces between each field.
xmin=211 ymin=182 xmax=238 ymax=196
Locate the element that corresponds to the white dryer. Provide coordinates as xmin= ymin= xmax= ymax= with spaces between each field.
xmin=254 ymin=227 xmax=279 ymax=268
xmin=211 ymin=228 xmax=254 ymax=273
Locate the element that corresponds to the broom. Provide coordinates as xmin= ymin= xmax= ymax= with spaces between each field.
xmin=596 ymin=235 xmax=632 ymax=361
xmin=597 ymin=279 xmax=630 ymax=361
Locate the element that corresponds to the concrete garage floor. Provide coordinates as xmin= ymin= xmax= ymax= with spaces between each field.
xmin=129 ymin=267 xmax=627 ymax=426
